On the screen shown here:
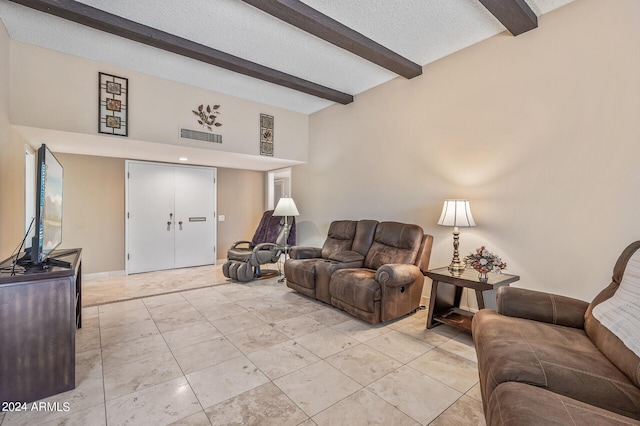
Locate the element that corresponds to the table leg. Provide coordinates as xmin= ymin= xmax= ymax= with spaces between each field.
xmin=426 ymin=280 xmax=439 ymax=329
xmin=475 ymin=289 xmax=485 ymax=310
xmin=453 ymin=285 xmax=464 ymax=308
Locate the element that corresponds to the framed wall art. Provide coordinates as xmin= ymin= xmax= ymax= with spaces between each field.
xmin=260 ymin=113 xmax=274 ymax=156
xmin=99 ymin=72 xmax=128 ymax=136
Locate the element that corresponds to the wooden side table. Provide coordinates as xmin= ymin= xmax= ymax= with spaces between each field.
xmin=425 ymin=267 xmax=520 ymax=331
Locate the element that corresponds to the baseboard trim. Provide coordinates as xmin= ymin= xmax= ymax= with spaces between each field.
xmin=83 ymin=270 xmax=126 ymax=280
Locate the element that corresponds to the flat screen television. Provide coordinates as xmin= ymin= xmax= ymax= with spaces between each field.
xmin=30 ymin=144 xmax=64 ymax=264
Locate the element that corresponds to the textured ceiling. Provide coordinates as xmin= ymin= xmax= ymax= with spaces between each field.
xmin=0 ymin=0 xmax=574 ymax=115
xmin=1 ymin=0 xmax=574 ymax=170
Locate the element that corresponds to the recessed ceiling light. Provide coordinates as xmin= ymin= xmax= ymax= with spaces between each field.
xmin=179 ymin=157 xmax=188 ymax=161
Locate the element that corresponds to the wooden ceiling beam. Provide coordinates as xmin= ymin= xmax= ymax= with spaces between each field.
xmin=478 ymin=0 xmax=538 ymax=36
xmin=8 ymin=0 xmax=354 ymax=104
xmin=241 ymin=0 xmax=422 ymax=79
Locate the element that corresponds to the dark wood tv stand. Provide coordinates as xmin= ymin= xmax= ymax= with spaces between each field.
xmin=0 ymin=248 xmax=82 ymax=404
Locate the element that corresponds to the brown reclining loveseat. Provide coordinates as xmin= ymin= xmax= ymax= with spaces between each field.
xmin=472 ymin=241 xmax=640 ymax=425
xmin=284 ymin=220 xmax=433 ymax=324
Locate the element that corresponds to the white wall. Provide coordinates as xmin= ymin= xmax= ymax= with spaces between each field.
xmin=9 ymin=42 xmax=308 ymax=162
xmin=294 ymin=0 xmax=640 ymax=302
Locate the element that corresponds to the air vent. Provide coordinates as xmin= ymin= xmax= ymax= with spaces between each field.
xmin=180 ymin=129 xmax=222 ymax=143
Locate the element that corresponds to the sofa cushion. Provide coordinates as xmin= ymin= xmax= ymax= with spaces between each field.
xmin=321 ymin=221 xmax=358 ymax=259
xmin=352 ymin=220 xmax=378 ymax=256
xmin=473 ymin=309 xmax=640 ymax=419
xmin=487 ymin=382 xmax=640 ymax=426
xmin=289 ymin=246 xmax=322 ymax=260
xmin=314 ymin=259 xmax=365 ymax=304
xmin=283 ymin=258 xmax=319 ymax=290
xmin=586 ymin=241 xmax=640 ymax=388
xmin=328 ymin=251 xmax=365 ymax=263
xmin=364 ymin=222 xmax=423 ymax=270
xmin=329 ymin=269 xmax=381 ymax=313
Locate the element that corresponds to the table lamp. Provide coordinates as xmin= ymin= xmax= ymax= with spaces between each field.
xmin=273 ymin=197 xmax=299 ymax=281
xmin=437 ymin=199 xmax=475 ymax=273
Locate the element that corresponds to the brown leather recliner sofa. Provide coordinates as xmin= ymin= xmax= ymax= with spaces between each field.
xmin=284 ymin=220 xmax=433 ymax=324
xmin=472 ymin=241 xmax=640 ymax=425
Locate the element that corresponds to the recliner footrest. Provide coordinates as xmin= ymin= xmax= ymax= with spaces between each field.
xmin=223 ymin=260 xmax=254 ymax=282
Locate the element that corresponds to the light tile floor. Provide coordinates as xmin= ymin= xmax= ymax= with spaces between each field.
xmin=82 ymin=264 xmax=229 ymax=306
xmin=1 ymin=266 xmax=485 ymax=426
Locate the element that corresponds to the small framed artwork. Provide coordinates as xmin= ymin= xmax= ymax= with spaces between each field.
xmin=260 ymin=113 xmax=274 ymax=156
xmin=106 ymin=98 xmax=121 ymax=112
xmin=99 ymin=72 xmax=128 ymax=136
xmin=106 ymin=116 xmax=121 ymax=129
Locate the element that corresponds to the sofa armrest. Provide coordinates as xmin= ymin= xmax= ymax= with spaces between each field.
xmin=497 ymin=287 xmax=589 ymax=329
xmin=328 ymin=251 xmax=365 ymax=264
xmin=375 ymin=264 xmax=422 ymax=287
xmin=289 ymin=246 xmax=322 ymax=260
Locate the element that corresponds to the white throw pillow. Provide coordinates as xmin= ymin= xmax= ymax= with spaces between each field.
xmin=592 ymin=249 xmax=640 ymax=357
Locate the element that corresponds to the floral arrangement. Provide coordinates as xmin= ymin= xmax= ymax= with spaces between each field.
xmin=465 ymin=246 xmax=507 ymax=274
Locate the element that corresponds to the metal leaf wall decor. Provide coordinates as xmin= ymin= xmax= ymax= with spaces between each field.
xmin=193 ymin=104 xmax=222 ymax=131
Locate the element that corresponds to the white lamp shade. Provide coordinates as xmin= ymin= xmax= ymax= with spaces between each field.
xmin=437 ymin=199 xmax=475 ymax=227
xmin=273 ymin=197 xmax=300 ymax=216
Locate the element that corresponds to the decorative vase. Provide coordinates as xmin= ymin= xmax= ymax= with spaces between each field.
xmin=478 ymin=271 xmax=488 ymax=281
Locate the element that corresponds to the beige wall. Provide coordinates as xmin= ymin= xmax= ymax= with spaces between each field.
xmin=295 ymin=0 xmax=640 ymax=302
xmin=0 ymin=21 xmax=23 ymax=256
xmin=55 ymin=153 xmax=125 ymax=274
xmin=53 ymin=153 xmax=264 ymax=274
xmin=217 ymin=168 xmax=265 ymax=261
xmin=10 ymin=42 xmax=308 ymax=162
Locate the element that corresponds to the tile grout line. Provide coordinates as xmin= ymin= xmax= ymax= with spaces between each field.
xmin=153 ymin=295 xmax=211 ymax=425
xmin=98 ymin=308 xmax=109 ymax=426
xmin=8 ymin=268 xmax=480 ymax=425
xmin=84 ymin=280 xmax=481 ymax=425
xmin=84 ymin=282 xmax=232 ymax=308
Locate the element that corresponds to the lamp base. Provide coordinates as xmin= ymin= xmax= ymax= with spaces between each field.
xmin=447 ymin=260 xmax=466 ymax=274
xmin=447 ymin=229 xmax=466 ymax=274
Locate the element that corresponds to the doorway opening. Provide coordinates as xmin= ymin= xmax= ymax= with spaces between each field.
xmin=267 ymin=167 xmax=292 ymax=210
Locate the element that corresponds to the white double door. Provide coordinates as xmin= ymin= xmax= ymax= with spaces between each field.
xmin=126 ymin=161 xmax=217 ymax=274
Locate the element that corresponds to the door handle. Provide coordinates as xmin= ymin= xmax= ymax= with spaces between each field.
xmin=178 ymin=221 xmax=183 ymax=230
xmin=167 ymin=221 xmax=172 ymax=226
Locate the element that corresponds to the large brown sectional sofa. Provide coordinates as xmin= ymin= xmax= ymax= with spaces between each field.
xmin=472 ymin=241 xmax=640 ymax=425
xmin=284 ymin=220 xmax=433 ymax=324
